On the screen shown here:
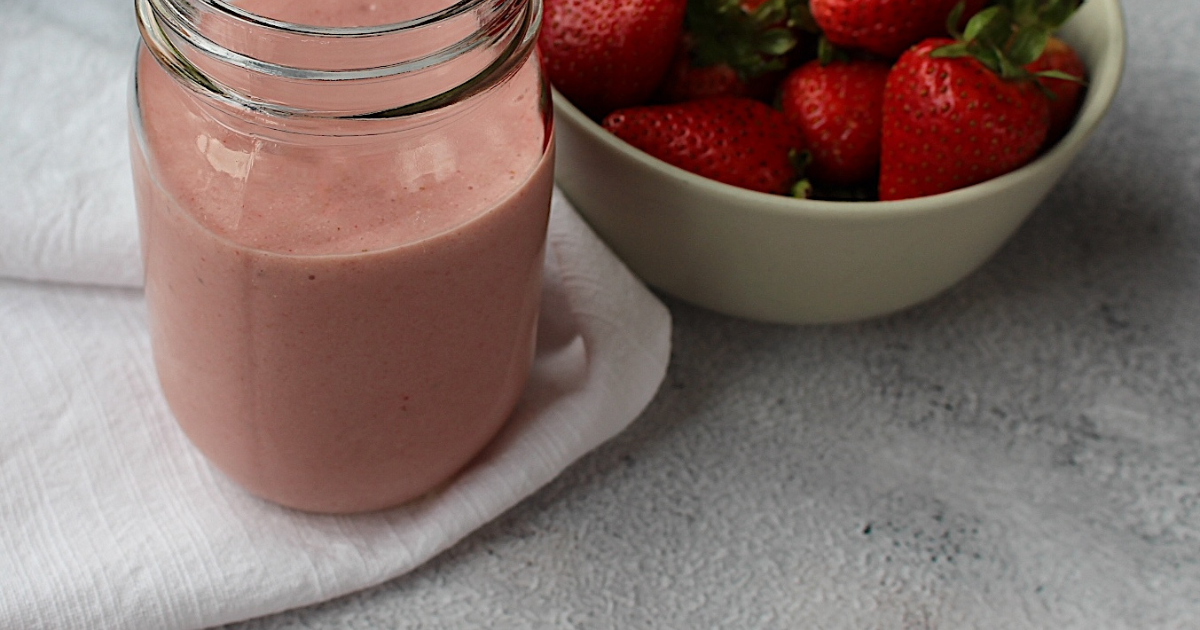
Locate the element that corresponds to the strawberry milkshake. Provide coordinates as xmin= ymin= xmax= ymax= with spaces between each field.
xmin=131 ymin=0 xmax=553 ymax=512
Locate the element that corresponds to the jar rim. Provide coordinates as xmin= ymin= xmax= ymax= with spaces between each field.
xmin=136 ymin=0 xmax=541 ymax=119
xmin=184 ymin=0 xmax=489 ymax=37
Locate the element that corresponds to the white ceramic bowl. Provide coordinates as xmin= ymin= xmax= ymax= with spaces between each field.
xmin=552 ymin=0 xmax=1126 ymax=324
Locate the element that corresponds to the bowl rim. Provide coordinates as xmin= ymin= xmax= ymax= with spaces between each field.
xmin=551 ymin=0 xmax=1127 ymax=222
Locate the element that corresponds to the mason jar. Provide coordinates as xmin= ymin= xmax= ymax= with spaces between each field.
xmin=130 ymin=0 xmax=553 ymax=513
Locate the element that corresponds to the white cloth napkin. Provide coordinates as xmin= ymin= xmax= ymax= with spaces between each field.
xmin=0 ymin=3 xmax=672 ymax=629
xmin=0 ymin=0 xmax=143 ymax=288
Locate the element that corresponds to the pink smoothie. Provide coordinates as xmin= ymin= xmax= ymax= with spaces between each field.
xmin=132 ymin=0 xmax=553 ymax=512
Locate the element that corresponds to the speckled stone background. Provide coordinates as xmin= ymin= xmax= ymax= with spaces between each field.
xmin=215 ymin=0 xmax=1200 ymax=627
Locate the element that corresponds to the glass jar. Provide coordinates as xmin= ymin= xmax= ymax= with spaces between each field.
xmin=130 ymin=0 xmax=553 ymax=513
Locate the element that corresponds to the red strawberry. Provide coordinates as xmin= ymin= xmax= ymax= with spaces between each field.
xmin=538 ymin=0 xmax=687 ymax=117
xmin=602 ymin=97 xmax=805 ymax=194
xmin=879 ymin=38 xmax=1050 ymax=200
xmin=658 ymin=55 xmax=761 ymax=102
xmin=1027 ymin=36 xmax=1088 ymax=143
xmin=656 ymin=42 xmax=782 ymax=102
xmin=780 ymin=58 xmax=890 ymax=185
xmin=810 ymin=0 xmax=987 ymax=58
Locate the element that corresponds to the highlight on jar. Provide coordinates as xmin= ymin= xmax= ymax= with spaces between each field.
xmin=130 ymin=0 xmax=555 ymax=513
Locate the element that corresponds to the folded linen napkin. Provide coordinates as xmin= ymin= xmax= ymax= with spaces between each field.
xmin=0 ymin=2 xmax=672 ymax=628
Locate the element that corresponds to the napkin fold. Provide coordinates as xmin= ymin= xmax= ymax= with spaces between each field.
xmin=0 ymin=2 xmax=672 ymax=628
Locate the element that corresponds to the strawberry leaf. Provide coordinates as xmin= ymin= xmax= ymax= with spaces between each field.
xmin=971 ymin=44 xmax=1004 ymax=74
xmin=1042 ymin=0 xmax=1083 ymax=29
xmin=931 ymin=42 xmax=972 ymax=59
xmin=946 ymin=1 xmax=967 ymax=39
xmin=1007 ymin=25 xmax=1050 ymax=66
xmin=1012 ymin=0 xmax=1037 ymax=17
xmin=752 ymin=0 xmax=788 ymax=26
xmin=1035 ymin=68 xmax=1088 ymax=83
xmin=994 ymin=44 xmax=1025 ymax=78
xmin=758 ymin=27 xmax=799 ymax=55
xmin=964 ymin=6 xmax=1013 ymax=46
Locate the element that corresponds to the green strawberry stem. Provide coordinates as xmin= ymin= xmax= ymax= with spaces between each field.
xmin=686 ymin=0 xmax=811 ymax=78
xmin=932 ymin=0 xmax=1084 ymax=81
xmin=791 ymin=179 xmax=814 ymax=198
xmin=788 ymin=147 xmax=813 ymax=183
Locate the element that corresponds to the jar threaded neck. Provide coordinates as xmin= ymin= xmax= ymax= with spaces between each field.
xmin=135 ymin=0 xmax=541 ymax=118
